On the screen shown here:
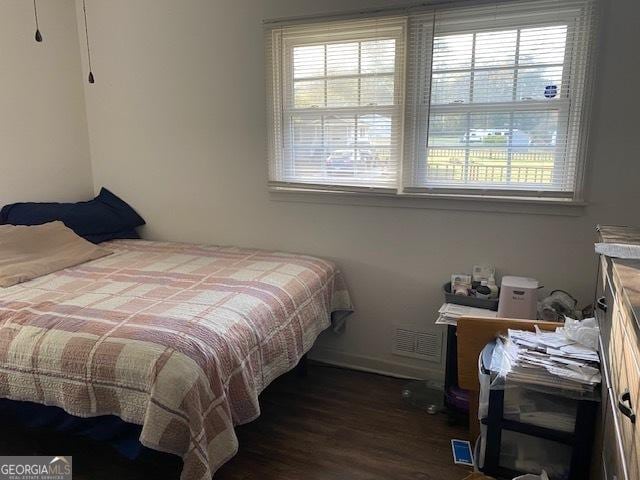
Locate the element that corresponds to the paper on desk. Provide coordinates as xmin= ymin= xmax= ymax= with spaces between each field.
xmin=549 ymin=356 xmax=587 ymax=367
xmin=546 ymin=365 xmax=601 ymax=385
xmin=546 ymin=347 xmax=599 ymax=363
xmin=439 ymin=303 xmax=498 ymax=317
xmin=561 ymin=344 xmax=600 ymax=361
xmin=562 ymin=343 xmax=596 ymax=355
xmin=514 ymin=338 xmax=539 ymax=349
xmin=435 ymin=315 xmax=458 ymax=326
xmin=534 ymin=331 xmax=573 ymax=349
xmin=435 ymin=303 xmax=497 ymax=326
xmin=595 ymin=242 xmax=640 ymax=259
xmin=502 ymin=318 xmax=603 ymax=391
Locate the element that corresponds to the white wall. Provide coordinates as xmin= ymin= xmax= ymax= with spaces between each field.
xmin=78 ymin=0 xmax=640 ymax=378
xmin=0 ymin=0 xmax=92 ymax=205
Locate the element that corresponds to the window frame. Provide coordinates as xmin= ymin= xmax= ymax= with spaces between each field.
xmin=406 ymin=11 xmax=582 ymax=198
xmin=272 ymin=19 xmax=407 ymax=192
xmin=266 ymin=1 xmax=597 ymax=204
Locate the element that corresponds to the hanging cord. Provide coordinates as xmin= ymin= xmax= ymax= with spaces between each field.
xmin=82 ymin=0 xmax=95 ymax=83
xmin=33 ymin=0 xmax=42 ymax=42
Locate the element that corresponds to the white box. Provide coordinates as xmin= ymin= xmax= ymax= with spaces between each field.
xmin=497 ymin=276 xmax=539 ymax=320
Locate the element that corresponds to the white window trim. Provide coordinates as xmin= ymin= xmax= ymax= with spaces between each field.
xmin=423 ymin=32 xmax=570 ymax=194
xmin=265 ymin=0 xmax=598 ymax=206
xmin=269 ymin=186 xmax=588 ymax=218
xmin=270 ymin=18 xmax=407 ymax=191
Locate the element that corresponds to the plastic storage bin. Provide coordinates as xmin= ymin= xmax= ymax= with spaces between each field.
xmin=503 ymin=387 xmax=577 ymax=433
xmin=499 ymin=430 xmax=572 ymax=479
xmin=477 ymin=341 xmax=599 ymax=480
xmin=443 ymin=282 xmax=499 ymax=311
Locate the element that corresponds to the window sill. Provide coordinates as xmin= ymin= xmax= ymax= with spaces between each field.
xmin=268 ymin=186 xmax=587 ymax=216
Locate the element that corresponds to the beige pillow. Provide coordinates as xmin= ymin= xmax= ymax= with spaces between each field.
xmin=0 ymin=221 xmax=112 ymax=288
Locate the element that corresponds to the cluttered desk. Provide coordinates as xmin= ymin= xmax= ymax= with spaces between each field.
xmin=441 ymin=225 xmax=640 ymax=480
xmin=437 ymin=265 xmax=588 ymax=423
xmin=435 ymin=258 xmax=609 ymax=480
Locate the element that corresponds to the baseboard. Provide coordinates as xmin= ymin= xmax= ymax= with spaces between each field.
xmin=308 ymin=347 xmax=444 ymax=381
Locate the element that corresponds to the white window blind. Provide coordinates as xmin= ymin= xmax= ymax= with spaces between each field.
xmin=404 ymin=0 xmax=598 ymax=198
xmin=266 ymin=0 xmax=598 ymax=201
xmin=267 ymin=17 xmax=406 ymax=191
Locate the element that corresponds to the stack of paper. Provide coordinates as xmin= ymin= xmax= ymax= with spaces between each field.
xmin=502 ymin=319 xmax=601 ymax=394
xmin=435 ymin=303 xmax=497 ymax=326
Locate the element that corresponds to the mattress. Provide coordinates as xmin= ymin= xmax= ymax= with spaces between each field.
xmin=0 ymin=240 xmax=352 ymax=480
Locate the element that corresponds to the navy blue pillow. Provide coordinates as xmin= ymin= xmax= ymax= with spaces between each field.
xmin=83 ymin=229 xmax=141 ymax=244
xmin=0 ymin=188 xmax=145 ymax=243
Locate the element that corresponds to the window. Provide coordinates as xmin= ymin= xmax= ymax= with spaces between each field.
xmin=268 ymin=18 xmax=406 ymax=190
xmin=267 ymin=0 xmax=598 ymax=201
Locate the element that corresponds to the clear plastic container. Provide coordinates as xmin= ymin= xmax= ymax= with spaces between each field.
xmin=401 ymin=380 xmax=445 ymax=414
xmin=499 ymin=430 xmax=572 ymax=480
xmin=503 ymin=386 xmax=577 ymax=433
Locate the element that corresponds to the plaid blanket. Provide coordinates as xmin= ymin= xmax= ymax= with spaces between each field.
xmin=0 ymin=240 xmax=352 ymax=479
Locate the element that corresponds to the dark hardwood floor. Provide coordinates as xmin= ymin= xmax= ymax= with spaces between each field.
xmin=0 ymin=364 xmax=472 ymax=480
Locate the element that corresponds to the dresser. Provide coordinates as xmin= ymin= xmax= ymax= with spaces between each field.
xmin=596 ymin=225 xmax=640 ymax=480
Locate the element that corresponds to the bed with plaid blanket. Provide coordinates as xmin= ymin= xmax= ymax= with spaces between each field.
xmin=0 ymin=240 xmax=352 ymax=480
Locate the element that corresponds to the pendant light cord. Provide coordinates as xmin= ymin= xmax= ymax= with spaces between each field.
xmin=33 ymin=0 xmax=40 ymax=29
xmin=82 ymin=0 xmax=95 ymax=82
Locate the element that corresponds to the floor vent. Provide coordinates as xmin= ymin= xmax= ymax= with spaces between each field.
xmin=392 ymin=327 xmax=442 ymax=362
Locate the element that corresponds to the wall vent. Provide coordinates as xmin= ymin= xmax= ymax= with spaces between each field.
xmin=392 ymin=327 xmax=442 ymax=362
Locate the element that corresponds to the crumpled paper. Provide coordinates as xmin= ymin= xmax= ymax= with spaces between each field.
xmin=562 ymin=317 xmax=599 ymax=351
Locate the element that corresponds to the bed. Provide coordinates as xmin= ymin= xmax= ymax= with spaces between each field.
xmin=0 ymin=239 xmax=352 ymax=480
